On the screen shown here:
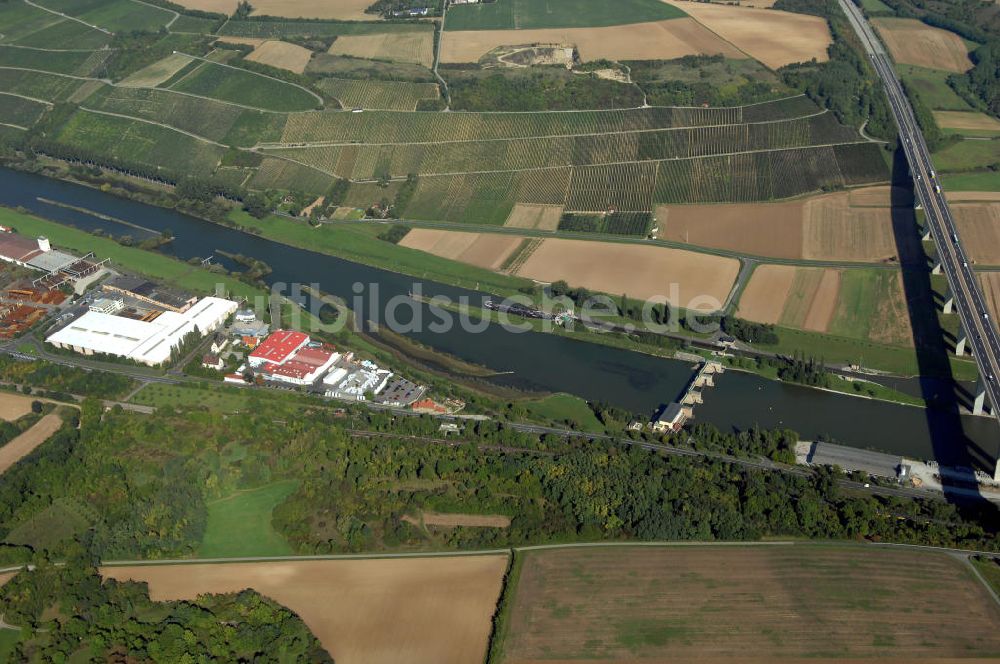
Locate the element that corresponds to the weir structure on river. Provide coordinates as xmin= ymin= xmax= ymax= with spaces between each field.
xmin=652 ymin=361 xmax=724 ymax=431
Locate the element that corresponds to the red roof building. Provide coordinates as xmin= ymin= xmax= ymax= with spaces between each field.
xmin=260 ymin=346 xmax=337 ymax=385
xmin=248 ymin=330 xmax=309 ymax=368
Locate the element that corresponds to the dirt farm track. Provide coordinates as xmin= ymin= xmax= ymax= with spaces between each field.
xmin=104 ymin=555 xmax=508 ymax=664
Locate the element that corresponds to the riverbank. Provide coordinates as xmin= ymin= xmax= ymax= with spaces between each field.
xmin=0 ymin=206 xmax=260 ymax=301
xmin=4 ymin=159 xmax=973 ymax=382
xmin=417 ymin=296 xmax=929 ymax=410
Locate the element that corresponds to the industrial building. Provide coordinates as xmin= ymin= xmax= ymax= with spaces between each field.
xmin=0 ymin=233 xmax=105 ymax=288
xmin=324 ymin=362 xmax=393 ymax=401
xmin=103 ymin=276 xmax=197 ymax=313
xmin=248 ymin=329 xmax=310 ymax=369
xmin=46 ymin=296 xmax=237 ymax=366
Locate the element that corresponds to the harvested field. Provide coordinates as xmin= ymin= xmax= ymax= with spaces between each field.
xmin=404 ymin=511 xmax=512 ymax=528
xmin=657 ymin=200 xmax=803 ymax=260
xmin=440 ymin=19 xmax=745 ymax=63
xmin=954 ymin=203 xmax=1000 ymax=264
xmin=802 ymin=268 xmax=841 ymax=332
xmin=0 ymin=392 xmax=37 ymax=421
xmin=738 ymin=264 xmax=797 ymax=324
xmin=500 ymin=544 xmax=1000 ymax=661
xmin=174 ymin=0 xmax=375 ymax=20
xmin=948 ymin=191 xmax=1000 ymax=202
xmin=862 ymin=271 xmax=913 ymax=346
xmin=802 ymin=195 xmax=897 ymax=262
xmin=515 ymin=238 xmax=739 ymax=310
xmin=119 ymin=52 xmax=195 ymax=88
xmin=873 ymin=18 xmax=971 ymax=73
xmin=329 ymin=31 xmax=434 ymax=67
xmin=657 ymin=189 xmax=900 ymax=263
xmin=666 ymin=1 xmax=831 ymax=68
xmin=934 ymin=110 xmax=1000 ymax=133
xmin=399 ymin=228 xmax=524 ymax=271
xmin=0 ymin=413 xmax=64 ymax=476
xmin=245 ymin=40 xmax=313 ymax=74
xmin=504 ymin=204 xmax=563 ymax=230
xmin=104 ymin=555 xmax=508 ymax=664
xmin=981 ymin=272 xmax=1000 ymax=321
xmin=847 ymin=184 xmax=909 ymax=207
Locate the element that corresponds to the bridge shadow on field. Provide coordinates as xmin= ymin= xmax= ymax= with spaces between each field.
xmin=889 ymin=145 xmax=1000 ymax=520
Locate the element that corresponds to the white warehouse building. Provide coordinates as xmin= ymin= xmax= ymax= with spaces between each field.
xmin=47 ymin=296 xmax=237 ymax=366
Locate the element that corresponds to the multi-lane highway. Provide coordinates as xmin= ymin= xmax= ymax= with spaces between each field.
xmin=839 ymin=0 xmax=1000 ymax=426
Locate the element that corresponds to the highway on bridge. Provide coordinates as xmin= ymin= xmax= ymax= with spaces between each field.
xmin=839 ymin=0 xmax=1000 ymax=428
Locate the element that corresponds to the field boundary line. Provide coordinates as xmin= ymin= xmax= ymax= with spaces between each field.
xmin=0 ymin=65 xmax=100 ymax=82
xmin=0 ymin=91 xmax=53 ymax=106
xmin=0 ymin=122 xmax=27 ymax=131
xmin=306 ymin=140 xmax=876 ymax=180
xmin=164 ymin=59 xmax=206 ymax=90
xmin=327 ymin=92 xmax=810 ymax=115
xmin=78 ymin=106 xmax=229 ymax=147
xmin=23 ymin=0 xmax=111 ymax=35
xmin=346 ymin=218 xmax=905 ymax=269
xmin=128 ymin=0 xmax=179 ymax=27
xmin=965 ymin=556 xmax=1000 ymax=606
xmin=176 ymin=52 xmax=324 ymax=107
xmin=0 ymin=44 xmax=113 ymax=53
xmin=260 ymin=109 xmax=834 ymax=149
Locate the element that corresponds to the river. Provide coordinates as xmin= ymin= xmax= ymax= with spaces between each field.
xmin=1 ymin=167 xmax=996 ymax=468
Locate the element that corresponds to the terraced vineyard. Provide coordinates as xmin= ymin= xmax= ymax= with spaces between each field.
xmin=0 ymin=93 xmax=49 ymax=128
xmin=316 ymin=78 xmax=440 ymax=111
xmin=218 ymin=20 xmax=430 ymax=39
xmin=33 ymin=0 xmax=173 ymax=33
xmin=0 ymin=0 xmax=891 ymax=237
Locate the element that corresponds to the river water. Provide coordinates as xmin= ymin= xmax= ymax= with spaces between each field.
xmin=1 ymin=167 xmax=996 ymax=467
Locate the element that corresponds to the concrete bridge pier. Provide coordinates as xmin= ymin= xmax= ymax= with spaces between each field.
xmin=955 ymin=321 xmax=968 ymax=357
xmin=972 ymin=376 xmax=988 ymax=416
xmin=942 ymin=286 xmax=955 ymax=314
xmin=921 ymin=225 xmax=931 ymax=241
xmin=931 ymin=258 xmax=943 ymax=275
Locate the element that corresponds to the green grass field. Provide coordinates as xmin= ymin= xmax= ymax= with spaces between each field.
xmin=0 ymin=207 xmax=261 ymax=300
xmin=130 ymin=383 xmax=256 ymax=412
xmin=522 ymin=393 xmax=604 ymax=433
xmin=170 ymin=61 xmax=319 ymax=112
xmin=761 ymin=324 xmax=978 ymax=380
xmin=198 ymin=481 xmax=299 ymax=558
xmin=0 ymin=629 xmax=20 ymax=662
xmin=3 ymin=497 xmax=95 ymax=551
xmin=228 ymin=210 xmax=533 ymax=296
xmin=941 ymin=171 xmax=1000 ymax=191
xmin=860 ymin=0 xmax=893 ymax=12
xmin=933 ymin=138 xmax=1000 ymax=172
xmin=444 ymin=0 xmax=685 ymax=30
xmin=898 ymin=65 xmax=972 ymax=112
xmin=971 ymin=557 xmax=1000 ymax=595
